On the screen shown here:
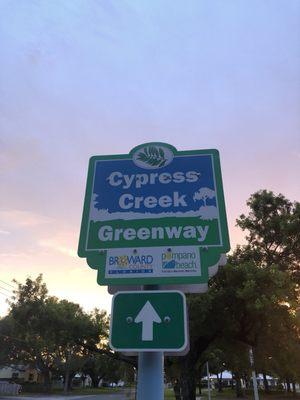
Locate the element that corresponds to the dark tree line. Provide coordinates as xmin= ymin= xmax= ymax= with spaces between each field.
xmin=0 ymin=275 xmax=135 ymax=392
xmin=166 ymin=190 xmax=300 ymax=399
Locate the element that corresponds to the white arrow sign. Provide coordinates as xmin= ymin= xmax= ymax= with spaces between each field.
xmin=134 ymin=301 xmax=162 ymax=341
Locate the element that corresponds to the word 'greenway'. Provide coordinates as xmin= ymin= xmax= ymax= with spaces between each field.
xmin=98 ymin=225 xmax=209 ymax=243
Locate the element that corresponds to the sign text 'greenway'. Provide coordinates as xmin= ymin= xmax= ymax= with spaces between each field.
xmin=98 ymin=224 xmax=209 ymax=243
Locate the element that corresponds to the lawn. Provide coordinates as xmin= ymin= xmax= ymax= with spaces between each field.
xmin=20 ymin=386 xmax=300 ymax=399
xmin=164 ymin=388 xmax=300 ymax=400
xmin=20 ymin=386 xmax=124 ymax=396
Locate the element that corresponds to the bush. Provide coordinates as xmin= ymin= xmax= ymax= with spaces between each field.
xmin=21 ymin=382 xmax=51 ymax=393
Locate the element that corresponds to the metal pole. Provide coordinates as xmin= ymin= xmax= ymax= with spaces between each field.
xmin=136 ymin=351 xmax=164 ymax=400
xmin=249 ymin=347 xmax=259 ymax=400
xmin=136 ymin=285 xmax=164 ymax=400
xmin=206 ymin=362 xmax=211 ymax=400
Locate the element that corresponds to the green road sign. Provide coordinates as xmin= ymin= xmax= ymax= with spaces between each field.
xmin=109 ymin=291 xmax=187 ymax=352
xmin=78 ymin=143 xmax=230 ymax=286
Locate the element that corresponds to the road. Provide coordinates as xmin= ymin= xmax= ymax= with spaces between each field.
xmin=0 ymin=392 xmax=136 ymax=400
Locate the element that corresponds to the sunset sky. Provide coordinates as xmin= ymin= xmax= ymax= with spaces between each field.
xmin=1 ymin=0 xmax=299 ymax=316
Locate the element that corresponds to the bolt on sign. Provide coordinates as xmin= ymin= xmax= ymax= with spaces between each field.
xmin=78 ymin=143 xmax=230 ymax=286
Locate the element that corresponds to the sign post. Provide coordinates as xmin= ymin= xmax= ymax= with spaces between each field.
xmin=137 ymin=351 xmax=164 ymax=400
xmin=78 ymin=143 xmax=230 ymax=400
xmin=110 ymin=289 xmax=187 ymax=400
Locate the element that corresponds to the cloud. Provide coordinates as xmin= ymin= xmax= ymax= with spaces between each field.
xmin=0 ymin=210 xmax=52 ymax=227
xmin=0 ymin=252 xmax=31 ymax=258
xmin=0 ymin=229 xmax=11 ymax=235
xmin=38 ymin=232 xmax=77 ymax=258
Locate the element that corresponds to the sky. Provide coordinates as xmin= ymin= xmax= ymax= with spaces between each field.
xmin=0 ymin=0 xmax=299 ymax=316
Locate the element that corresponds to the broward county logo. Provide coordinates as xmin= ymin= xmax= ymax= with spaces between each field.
xmin=109 ymin=254 xmax=154 ymax=266
xmin=132 ymin=144 xmax=174 ymax=170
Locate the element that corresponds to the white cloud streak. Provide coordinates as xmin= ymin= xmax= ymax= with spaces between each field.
xmin=0 ymin=210 xmax=53 ymax=227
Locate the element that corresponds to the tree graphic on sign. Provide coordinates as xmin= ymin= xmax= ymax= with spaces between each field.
xmin=193 ymin=187 xmax=216 ymax=206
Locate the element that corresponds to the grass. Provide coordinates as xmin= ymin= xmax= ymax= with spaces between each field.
xmin=165 ymin=388 xmax=176 ymax=398
xmin=64 ymin=387 xmax=122 ymax=395
xmin=19 ymin=386 xmax=300 ymax=399
xmin=164 ymin=387 xmax=300 ymax=400
xmin=20 ymin=386 xmax=124 ymax=396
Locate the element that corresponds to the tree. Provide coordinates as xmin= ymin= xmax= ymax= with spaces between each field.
xmin=199 ymin=347 xmax=227 ymax=392
xmin=231 ymin=190 xmax=300 ymax=394
xmin=252 ymin=308 xmax=300 ymax=393
xmin=46 ymin=300 xmax=108 ymax=393
xmin=235 ymin=190 xmax=300 ymax=280
xmin=0 ymin=275 xmax=109 ymax=392
xmin=0 ymin=275 xmax=55 ymax=388
xmin=202 ymin=340 xmax=251 ymax=396
xmin=0 ymin=275 xmax=137 ymax=393
xmin=169 ymin=291 xmax=219 ymax=399
xmin=81 ymin=353 xmax=135 ymax=387
xmin=166 ymin=258 xmax=298 ymax=400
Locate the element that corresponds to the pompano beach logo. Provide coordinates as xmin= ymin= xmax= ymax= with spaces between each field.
xmin=132 ymin=144 xmax=174 ymax=169
xmin=162 ymin=250 xmax=198 ymax=271
xmin=162 ymin=250 xmax=176 ymax=269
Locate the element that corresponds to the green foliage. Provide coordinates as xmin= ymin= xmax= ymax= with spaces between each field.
xmin=10 ymin=274 xmax=48 ymax=305
xmin=211 ymin=262 xmax=295 ymax=344
xmin=235 ymin=190 xmax=300 ymax=279
xmin=168 ymin=190 xmax=300 ymax=399
xmin=82 ymin=353 xmax=134 ymax=386
xmin=0 ymin=274 xmax=136 ymax=391
xmin=0 ymin=275 xmax=109 ymax=389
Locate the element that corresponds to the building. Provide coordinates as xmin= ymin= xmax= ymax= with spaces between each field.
xmin=0 ymin=365 xmax=42 ymax=383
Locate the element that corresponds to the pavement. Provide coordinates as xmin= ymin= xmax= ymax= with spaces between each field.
xmin=0 ymin=393 xmax=135 ymax=400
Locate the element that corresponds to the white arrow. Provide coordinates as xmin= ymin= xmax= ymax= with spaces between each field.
xmin=134 ymin=301 xmax=162 ymax=341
